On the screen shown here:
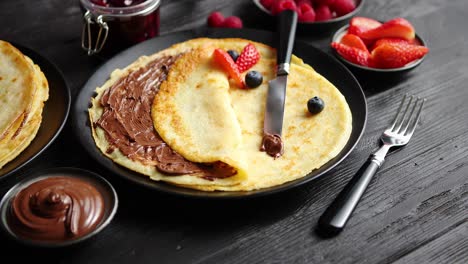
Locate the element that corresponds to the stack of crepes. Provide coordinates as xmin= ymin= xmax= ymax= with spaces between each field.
xmin=0 ymin=40 xmax=49 ymax=169
xmin=89 ymin=38 xmax=352 ymax=191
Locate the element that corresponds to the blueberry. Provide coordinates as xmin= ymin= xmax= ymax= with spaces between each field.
xmin=227 ymin=50 xmax=239 ymax=62
xmin=307 ymin=96 xmax=325 ymax=114
xmin=245 ymin=71 xmax=263 ymax=88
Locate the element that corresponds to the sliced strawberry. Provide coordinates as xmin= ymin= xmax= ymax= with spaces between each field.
xmin=371 ymin=42 xmax=429 ymax=68
xmin=360 ymin=18 xmax=415 ymax=41
xmin=371 ymin=38 xmax=410 ymax=51
xmin=236 ymin=43 xmax=261 ymax=73
xmin=340 ymin=33 xmax=368 ymax=52
xmin=331 ymin=42 xmax=370 ymax=66
xmin=213 ymin=49 xmax=244 ymax=88
xmin=348 ymin=17 xmax=382 ymax=36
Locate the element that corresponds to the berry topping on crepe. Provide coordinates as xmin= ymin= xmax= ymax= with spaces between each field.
xmin=236 ymin=43 xmax=261 ymax=73
xmin=213 ymin=48 xmax=245 ymax=88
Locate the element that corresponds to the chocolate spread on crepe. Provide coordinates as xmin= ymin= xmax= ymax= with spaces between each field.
xmin=260 ymin=133 xmax=284 ymax=159
xmin=94 ymin=55 xmax=236 ymax=179
xmin=8 ymin=176 xmax=104 ymax=242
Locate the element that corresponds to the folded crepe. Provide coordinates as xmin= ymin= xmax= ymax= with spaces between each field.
xmin=0 ymin=40 xmax=49 ymax=168
xmin=152 ymin=40 xmax=352 ymax=191
xmin=90 ymin=39 xmax=254 ymax=188
xmin=90 ymin=38 xmax=352 ymax=191
xmin=152 ymin=47 xmax=248 ymax=186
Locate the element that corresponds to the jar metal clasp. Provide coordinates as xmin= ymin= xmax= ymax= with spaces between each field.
xmin=81 ymin=11 xmax=109 ymax=56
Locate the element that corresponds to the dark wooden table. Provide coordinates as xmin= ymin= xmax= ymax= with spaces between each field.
xmin=1 ymin=0 xmax=467 ymax=263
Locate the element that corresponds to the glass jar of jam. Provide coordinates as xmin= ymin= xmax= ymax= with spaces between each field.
xmin=80 ymin=0 xmax=161 ymax=55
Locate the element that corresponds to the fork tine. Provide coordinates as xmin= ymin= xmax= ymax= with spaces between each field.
xmin=399 ymin=97 xmax=420 ymax=134
xmin=405 ymin=98 xmax=425 ymax=137
xmin=389 ymin=94 xmax=408 ymax=131
xmin=393 ymin=95 xmax=414 ymax=132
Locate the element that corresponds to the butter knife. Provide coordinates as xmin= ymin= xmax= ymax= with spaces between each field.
xmin=261 ymin=10 xmax=298 ymax=158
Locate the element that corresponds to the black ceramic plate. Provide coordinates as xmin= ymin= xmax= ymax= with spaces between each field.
xmin=73 ymin=28 xmax=367 ymax=198
xmin=0 ymin=44 xmax=71 ymax=179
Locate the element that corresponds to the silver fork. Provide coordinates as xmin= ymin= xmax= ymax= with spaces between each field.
xmin=318 ymin=95 xmax=425 ymax=236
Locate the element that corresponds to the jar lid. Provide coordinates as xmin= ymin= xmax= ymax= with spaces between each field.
xmin=80 ymin=0 xmax=161 ymax=17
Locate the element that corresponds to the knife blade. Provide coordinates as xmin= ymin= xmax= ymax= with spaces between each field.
xmin=261 ymin=10 xmax=297 ymax=158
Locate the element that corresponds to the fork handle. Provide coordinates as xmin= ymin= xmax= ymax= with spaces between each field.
xmin=318 ymin=157 xmax=381 ymax=235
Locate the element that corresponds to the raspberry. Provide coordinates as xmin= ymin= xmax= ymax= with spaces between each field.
xmin=314 ymin=0 xmax=336 ymax=5
xmin=213 ymin=49 xmax=244 ymax=88
xmin=207 ymin=12 xmax=225 ymax=27
xmin=298 ymin=3 xmax=315 ymax=22
xmin=272 ymin=0 xmax=297 ymax=15
xmin=331 ymin=0 xmax=356 ymax=17
xmin=295 ymin=0 xmax=313 ymax=6
xmin=315 ymin=5 xmax=332 ymax=21
xmin=90 ymin=0 xmax=108 ymax=6
xmin=222 ymin=16 xmax=243 ymax=28
xmin=260 ymin=0 xmax=275 ymax=10
xmin=236 ymin=43 xmax=261 ymax=73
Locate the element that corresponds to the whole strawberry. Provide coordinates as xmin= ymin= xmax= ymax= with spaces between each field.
xmin=236 ymin=43 xmax=261 ymax=73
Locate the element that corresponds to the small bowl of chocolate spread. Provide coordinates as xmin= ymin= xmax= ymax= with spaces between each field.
xmin=0 ymin=167 xmax=118 ymax=247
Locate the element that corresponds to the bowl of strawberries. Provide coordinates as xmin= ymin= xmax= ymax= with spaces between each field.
xmin=253 ymin=0 xmax=365 ymax=32
xmin=331 ymin=17 xmax=429 ymax=74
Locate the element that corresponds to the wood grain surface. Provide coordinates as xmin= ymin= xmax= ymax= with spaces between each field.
xmin=0 ymin=0 xmax=467 ymax=263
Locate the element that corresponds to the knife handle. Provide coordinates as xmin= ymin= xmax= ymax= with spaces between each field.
xmin=277 ymin=10 xmax=297 ymax=75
